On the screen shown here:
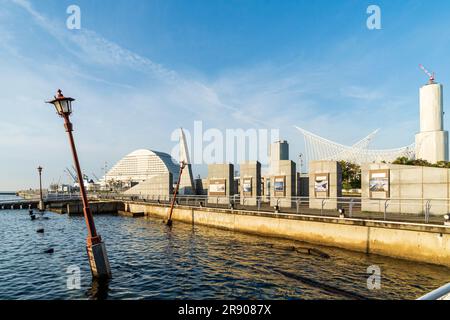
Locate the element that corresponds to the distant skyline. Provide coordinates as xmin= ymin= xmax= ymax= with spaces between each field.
xmin=2 ymin=0 xmax=450 ymax=190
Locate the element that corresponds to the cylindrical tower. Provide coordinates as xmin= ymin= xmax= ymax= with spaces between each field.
xmin=419 ymin=83 xmax=443 ymax=132
xmin=415 ymin=82 xmax=449 ymax=163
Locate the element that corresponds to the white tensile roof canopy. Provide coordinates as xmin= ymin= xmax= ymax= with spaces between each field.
xmin=295 ymin=126 xmax=415 ymax=165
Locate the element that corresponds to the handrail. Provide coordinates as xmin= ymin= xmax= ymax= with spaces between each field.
xmin=418 ymin=283 xmax=450 ymax=300
xmin=7 ymin=191 xmax=450 ymax=225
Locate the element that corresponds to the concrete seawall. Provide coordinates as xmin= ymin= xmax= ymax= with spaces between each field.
xmin=49 ymin=201 xmax=124 ymax=215
xmin=124 ymin=202 xmax=450 ymax=268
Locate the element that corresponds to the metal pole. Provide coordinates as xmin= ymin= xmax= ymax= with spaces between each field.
xmin=63 ymin=114 xmax=98 ymax=241
xmin=167 ymin=161 xmax=186 ymax=226
xmin=384 ymin=200 xmax=389 ymax=220
xmin=38 ymin=169 xmax=43 ymax=201
xmin=38 ymin=166 xmax=44 ymax=211
xmin=61 ymin=114 xmax=111 ymax=279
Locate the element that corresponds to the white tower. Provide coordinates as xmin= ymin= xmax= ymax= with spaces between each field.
xmin=415 ymin=82 xmax=449 ymax=163
xmin=178 ymin=128 xmax=195 ymax=194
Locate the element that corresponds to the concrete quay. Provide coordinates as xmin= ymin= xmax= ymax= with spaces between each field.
xmin=48 ymin=200 xmax=124 ymax=215
xmin=121 ymin=201 xmax=450 ymax=268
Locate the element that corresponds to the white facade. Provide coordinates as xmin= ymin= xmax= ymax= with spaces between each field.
xmin=415 ymin=83 xmax=449 ymax=163
xmin=104 ymin=149 xmax=179 ymax=187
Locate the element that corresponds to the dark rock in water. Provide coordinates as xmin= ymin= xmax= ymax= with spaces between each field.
xmin=36 ymin=228 xmax=44 ymax=233
xmin=309 ymin=248 xmax=331 ymax=259
xmin=44 ymin=248 xmax=54 ymax=254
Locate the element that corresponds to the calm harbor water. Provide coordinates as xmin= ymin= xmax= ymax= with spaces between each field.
xmin=0 ymin=194 xmax=448 ymax=300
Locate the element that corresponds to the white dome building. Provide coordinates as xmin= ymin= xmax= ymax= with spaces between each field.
xmin=104 ymin=149 xmax=180 ymax=188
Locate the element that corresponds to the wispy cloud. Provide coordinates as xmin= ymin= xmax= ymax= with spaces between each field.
xmin=0 ymin=0 xmax=422 ymax=190
xmin=10 ymin=0 xmax=279 ymax=128
xmin=340 ymin=85 xmax=384 ymax=101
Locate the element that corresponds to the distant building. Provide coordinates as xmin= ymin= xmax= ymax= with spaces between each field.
xmin=269 ymin=140 xmax=289 ymax=174
xmin=103 ymin=149 xmax=180 ymax=189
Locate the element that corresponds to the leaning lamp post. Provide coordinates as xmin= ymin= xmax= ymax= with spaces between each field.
xmin=37 ymin=166 xmax=44 ymax=212
xmin=46 ymin=89 xmax=112 ymax=279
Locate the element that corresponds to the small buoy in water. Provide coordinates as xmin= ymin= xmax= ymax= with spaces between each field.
xmin=44 ymin=248 xmax=54 ymax=254
xmin=37 ymin=228 xmax=44 ymax=233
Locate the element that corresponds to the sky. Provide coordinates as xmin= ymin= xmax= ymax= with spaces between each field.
xmin=1 ymin=0 xmax=450 ymax=190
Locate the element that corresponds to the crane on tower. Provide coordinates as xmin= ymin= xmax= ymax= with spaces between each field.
xmin=419 ymin=64 xmax=435 ymax=84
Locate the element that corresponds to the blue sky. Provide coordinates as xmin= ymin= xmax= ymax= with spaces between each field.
xmin=1 ymin=0 xmax=450 ymax=190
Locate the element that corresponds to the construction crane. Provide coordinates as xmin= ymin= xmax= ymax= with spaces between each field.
xmin=92 ymin=173 xmax=100 ymax=182
xmin=65 ymin=167 xmax=77 ymax=183
xmin=419 ymin=64 xmax=435 ymax=84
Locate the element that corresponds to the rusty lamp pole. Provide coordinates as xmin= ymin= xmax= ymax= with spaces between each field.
xmin=37 ymin=166 xmax=44 ymax=212
xmin=46 ymin=89 xmax=112 ymax=279
xmin=167 ymin=161 xmax=186 ymax=226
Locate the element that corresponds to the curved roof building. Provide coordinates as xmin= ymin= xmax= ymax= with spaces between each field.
xmin=104 ymin=149 xmax=180 ymax=185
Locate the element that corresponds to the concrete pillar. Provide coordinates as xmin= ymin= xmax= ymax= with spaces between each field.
xmin=270 ymin=160 xmax=296 ymax=208
xmin=240 ymin=161 xmax=261 ymax=206
xmin=207 ymin=163 xmax=234 ymax=205
xmin=309 ymin=161 xmax=342 ymax=210
xmin=86 ymin=242 xmax=112 ymax=279
xmin=38 ymin=200 xmax=45 ymax=212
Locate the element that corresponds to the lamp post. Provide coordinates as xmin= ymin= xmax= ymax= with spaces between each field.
xmin=46 ymin=89 xmax=111 ymax=279
xmin=167 ymin=161 xmax=186 ymax=226
xmin=37 ymin=166 xmax=44 ymax=212
xmin=298 ymin=153 xmax=304 ymax=174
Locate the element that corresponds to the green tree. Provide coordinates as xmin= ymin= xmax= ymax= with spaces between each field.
xmin=392 ymin=156 xmax=450 ymax=168
xmin=339 ymin=161 xmax=361 ymax=189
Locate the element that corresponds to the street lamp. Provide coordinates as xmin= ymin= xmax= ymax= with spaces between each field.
xmin=298 ymin=153 xmax=304 ymax=174
xmin=37 ymin=166 xmax=44 ymax=212
xmin=166 ymin=160 xmax=187 ymax=226
xmin=46 ymin=89 xmax=111 ymax=279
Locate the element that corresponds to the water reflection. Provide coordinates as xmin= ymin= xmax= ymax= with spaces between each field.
xmin=0 ymin=208 xmax=448 ymax=300
xmin=87 ymin=278 xmax=110 ymax=300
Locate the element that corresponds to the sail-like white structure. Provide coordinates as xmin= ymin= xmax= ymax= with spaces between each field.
xmin=178 ymin=128 xmax=195 ymax=194
xmin=295 ymin=126 xmax=415 ymax=165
